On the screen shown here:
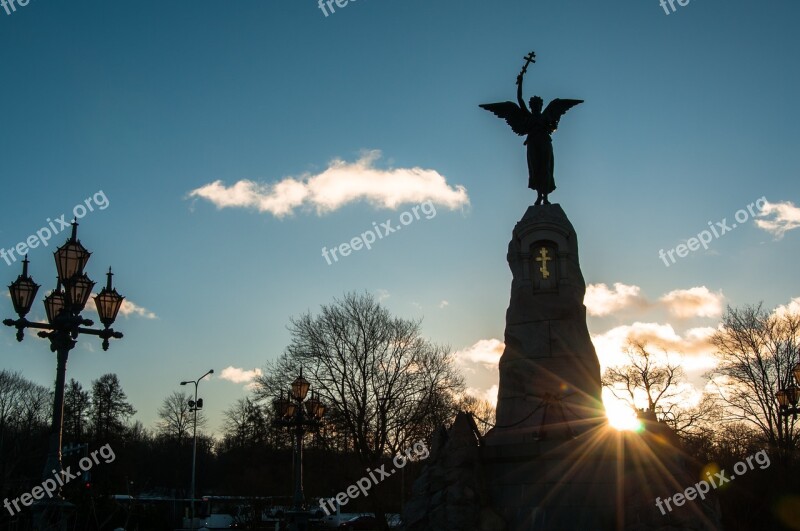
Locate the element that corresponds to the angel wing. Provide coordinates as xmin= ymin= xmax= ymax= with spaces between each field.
xmin=478 ymin=102 xmax=530 ymax=136
xmin=542 ymin=99 xmax=583 ymax=131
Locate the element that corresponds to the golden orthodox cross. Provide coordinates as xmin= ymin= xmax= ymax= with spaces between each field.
xmin=535 ymin=247 xmax=551 ymax=279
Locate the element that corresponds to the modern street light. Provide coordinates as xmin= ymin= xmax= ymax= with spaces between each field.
xmin=776 ymin=360 xmax=800 ymax=419
xmin=2 ymin=221 xmax=125 ymax=528
xmin=272 ymin=370 xmax=326 ymax=531
xmin=180 ymin=369 xmax=214 ymax=531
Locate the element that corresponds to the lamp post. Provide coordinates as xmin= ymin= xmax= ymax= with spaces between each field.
xmin=2 ymin=221 xmax=124 ymax=528
xmin=180 ymin=369 xmax=213 ymax=531
xmin=272 ymin=370 xmax=326 ymax=531
xmin=776 ymin=361 xmax=800 ymax=418
xmin=775 ymin=359 xmax=800 ymax=466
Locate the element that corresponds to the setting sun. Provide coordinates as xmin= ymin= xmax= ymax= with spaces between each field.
xmin=604 ymin=394 xmax=643 ymax=431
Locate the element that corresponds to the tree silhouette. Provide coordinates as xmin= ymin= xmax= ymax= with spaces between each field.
xmin=254 ymin=292 xmax=464 ymax=529
xmin=90 ymin=373 xmax=136 ymax=443
xmin=708 ymin=303 xmax=800 ymax=463
xmin=157 ymin=390 xmax=205 ymax=444
xmin=602 ymin=339 xmax=684 ymax=413
xmin=64 ymin=378 xmax=91 ymax=442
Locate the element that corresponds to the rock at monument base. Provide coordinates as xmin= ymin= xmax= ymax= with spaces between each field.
xmin=619 ymin=411 xmax=722 ymax=531
xmin=401 ymin=412 xmax=504 ymax=531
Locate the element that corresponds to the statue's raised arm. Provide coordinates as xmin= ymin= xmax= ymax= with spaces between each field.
xmin=478 ymin=52 xmax=536 ymax=137
xmin=516 ymin=52 xmax=535 ymax=111
xmin=479 ymin=51 xmax=583 ymax=205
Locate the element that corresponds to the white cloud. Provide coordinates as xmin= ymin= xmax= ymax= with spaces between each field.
xmin=756 ymin=200 xmax=800 ymax=239
xmin=118 ymin=300 xmax=157 ymax=319
xmin=467 ymin=384 xmax=499 ymax=408
xmin=484 ymin=384 xmax=499 ymax=407
xmin=188 ymin=150 xmax=469 ymax=218
xmin=455 ymin=339 xmax=504 ymax=368
xmin=219 ymin=366 xmax=263 ymax=385
xmin=85 ymin=296 xmax=157 ymax=320
xmin=660 ymin=287 xmax=724 ymax=318
xmin=375 ymin=289 xmax=390 ymax=302
xmin=439 ymin=300 xmax=449 ymax=309
xmin=585 ymin=283 xmax=642 ymax=316
xmin=591 ymin=322 xmax=718 ymax=372
xmin=773 ymin=296 xmax=800 ymax=319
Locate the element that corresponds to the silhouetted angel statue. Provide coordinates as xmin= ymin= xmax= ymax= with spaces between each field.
xmin=480 ymin=52 xmax=583 ymax=205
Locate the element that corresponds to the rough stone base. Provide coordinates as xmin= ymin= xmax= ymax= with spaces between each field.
xmin=402 ymin=412 xmax=722 ymax=531
xmin=483 ymin=429 xmax=618 ymax=530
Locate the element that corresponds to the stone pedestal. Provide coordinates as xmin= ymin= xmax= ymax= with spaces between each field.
xmin=488 ymin=204 xmax=604 ymax=445
xmin=481 ymin=204 xmax=612 ymax=530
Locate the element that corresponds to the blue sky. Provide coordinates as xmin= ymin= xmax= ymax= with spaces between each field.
xmin=1 ymin=0 xmax=798 ymax=434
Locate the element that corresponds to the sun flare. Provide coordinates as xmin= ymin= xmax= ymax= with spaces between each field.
xmin=604 ymin=396 xmax=643 ymax=431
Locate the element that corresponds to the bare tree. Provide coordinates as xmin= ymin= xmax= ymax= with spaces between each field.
xmin=0 ymin=370 xmax=32 ymax=485
xmin=253 ymin=292 xmax=464 ymax=528
xmin=255 ymin=292 xmax=464 ymax=461
xmin=602 ymin=340 xmax=685 ymax=413
xmin=0 ymin=370 xmax=26 ymax=435
xmin=714 ymin=422 xmax=762 ymax=461
xmin=707 ymin=303 xmax=800 ymax=462
xmin=221 ymin=397 xmax=269 ymax=449
xmin=601 ymin=339 xmax=719 ymax=438
xmin=17 ymin=381 xmax=51 ymax=437
xmin=157 ymin=391 xmax=205 ymax=443
xmin=660 ymin=392 xmax=721 ymax=438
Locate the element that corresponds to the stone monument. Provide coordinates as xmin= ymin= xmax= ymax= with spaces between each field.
xmin=401 ymin=51 xmax=722 ymax=531
xmin=402 ymin=203 xmax=722 ymax=530
xmin=479 ymin=203 xmax=616 ymax=530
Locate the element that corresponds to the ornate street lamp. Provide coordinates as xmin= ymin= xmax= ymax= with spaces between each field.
xmin=274 ymin=391 xmax=290 ymax=418
xmin=292 ymin=373 xmax=311 ymax=401
xmin=776 ymin=357 xmax=800 ymax=419
xmin=66 ymin=273 xmax=95 ymax=313
xmin=794 ymin=362 xmax=800 ymax=389
xmin=305 ymin=392 xmax=324 ymax=418
xmin=3 ymin=221 xmax=125 ymax=522
xmin=7 ymin=257 xmax=40 ymax=336
xmin=777 ymin=385 xmax=799 ymax=415
xmin=776 ymin=389 xmax=789 ymax=409
xmin=44 ymin=281 xmax=66 ymax=325
xmin=94 ymin=268 xmax=125 ymax=349
xmin=273 ymin=370 xmax=326 ymax=531
xmin=54 ymin=222 xmax=91 ymax=284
